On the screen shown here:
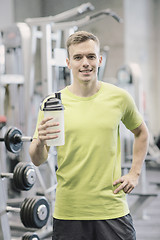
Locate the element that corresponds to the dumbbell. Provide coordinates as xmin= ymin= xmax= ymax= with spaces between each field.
xmin=22 ymin=232 xmax=40 ymax=240
xmin=0 ymin=126 xmax=32 ymax=153
xmin=3 ymin=197 xmax=50 ymax=229
xmin=0 ymin=162 xmax=36 ymax=191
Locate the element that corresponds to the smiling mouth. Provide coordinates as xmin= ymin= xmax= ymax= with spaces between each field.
xmin=79 ymin=69 xmax=92 ymax=73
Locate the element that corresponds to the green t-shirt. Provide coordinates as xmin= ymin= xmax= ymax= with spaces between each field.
xmin=33 ymin=81 xmax=143 ymax=220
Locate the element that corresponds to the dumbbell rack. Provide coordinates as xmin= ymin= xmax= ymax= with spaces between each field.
xmin=0 ymin=165 xmax=12 ymax=239
xmin=0 ymin=162 xmax=51 ymax=239
xmin=0 ymin=119 xmax=11 ymax=239
xmin=0 ymin=161 xmax=37 ymax=239
xmin=0 ymin=126 xmax=54 ymax=239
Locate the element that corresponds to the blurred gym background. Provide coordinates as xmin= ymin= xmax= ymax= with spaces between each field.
xmin=0 ymin=0 xmax=160 ymax=239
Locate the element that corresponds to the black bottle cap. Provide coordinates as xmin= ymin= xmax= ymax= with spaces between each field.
xmin=55 ymin=92 xmax=61 ymax=100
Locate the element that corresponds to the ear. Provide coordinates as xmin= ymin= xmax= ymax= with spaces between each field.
xmin=66 ymin=58 xmax=71 ymax=69
xmin=98 ymin=55 xmax=103 ymax=67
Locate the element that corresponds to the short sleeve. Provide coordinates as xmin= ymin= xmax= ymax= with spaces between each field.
xmin=121 ymin=91 xmax=143 ymax=130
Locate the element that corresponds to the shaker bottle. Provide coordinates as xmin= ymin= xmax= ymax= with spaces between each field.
xmin=42 ymin=92 xmax=65 ymax=146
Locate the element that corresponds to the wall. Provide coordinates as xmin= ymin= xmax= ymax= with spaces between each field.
xmin=14 ymin=0 xmax=42 ymax=22
xmin=0 ymin=0 xmax=15 ymax=29
xmin=155 ymin=0 xmax=160 ymax=136
xmin=0 ymin=0 xmax=42 ymax=30
xmin=124 ymin=0 xmax=160 ymax=135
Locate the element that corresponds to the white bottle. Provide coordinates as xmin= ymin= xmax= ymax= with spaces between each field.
xmin=42 ymin=92 xmax=65 ymax=146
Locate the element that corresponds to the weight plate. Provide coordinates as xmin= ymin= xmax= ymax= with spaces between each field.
xmin=32 ymin=197 xmax=50 ymax=228
xmin=18 ymin=163 xmax=32 ymax=191
xmin=22 ymin=233 xmax=40 ymax=240
xmin=30 ymin=234 xmax=40 ymax=240
xmin=19 ymin=163 xmax=32 ymax=191
xmin=22 ymin=233 xmax=28 ymax=239
xmin=4 ymin=127 xmax=23 ymax=153
xmin=14 ymin=163 xmax=35 ymax=191
xmin=18 ymin=162 xmax=26 ymax=190
xmin=18 ymin=162 xmax=27 ymax=190
xmin=29 ymin=198 xmax=38 ymax=228
xmin=25 ymin=198 xmax=35 ymax=228
xmin=13 ymin=162 xmax=24 ymax=190
xmin=37 ymin=204 xmax=48 ymax=220
xmin=29 ymin=234 xmax=40 ymax=240
xmin=20 ymin=198 xmax=33 ymax=228
xmin=13 ymin=162 xmax=20 ymax=186
xmin=4 ymin=128 xmax=12 ymax=152
xmin=23 ymin=165 xmax=36 ymax=188
xmin=13 ymin=162 xmax=34 ymax=191
xmin=26 ymin=198 xmax=37 ymax=228
xmin=20 ymin=198 xmax=32 ymax=227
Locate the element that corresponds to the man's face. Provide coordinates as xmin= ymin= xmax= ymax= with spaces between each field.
xmin=66 ymin=40 xmax=102 ymax=84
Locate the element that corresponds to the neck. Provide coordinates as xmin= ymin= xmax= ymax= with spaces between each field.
xmin=68 ymin=80 xmax=101 ymax=97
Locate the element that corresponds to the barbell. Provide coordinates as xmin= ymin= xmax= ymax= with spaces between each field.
xmin=4 ymin=197 xmax=50 ymax=229
xmin=0 ymin=127 xmax=32 ymax=154
xmin=0 ymin=162 xmax=36 ymax=191
xmin=22 ymin=233 xmax=40 ymax=240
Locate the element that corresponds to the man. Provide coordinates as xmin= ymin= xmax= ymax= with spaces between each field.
xmin=29 ymin=31 xmax=149 ymax=240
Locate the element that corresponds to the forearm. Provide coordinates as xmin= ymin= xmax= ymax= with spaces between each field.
xmin=29 ymin=138 xmax=49 ymax=166
xmin=130 ymin=122 xmax=149 ymax=176
xmin=113 ymin=122 xmax=149 ymax=194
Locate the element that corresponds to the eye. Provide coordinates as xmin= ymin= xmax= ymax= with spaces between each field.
xmin=73 ymin=55 xmax=82 ymax=60
xmin=88 ymin=55 xmax=96 ymax=60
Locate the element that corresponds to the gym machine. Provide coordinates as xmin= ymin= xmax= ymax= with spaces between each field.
xmin=0 ymin=23 xmax=31 ymax=132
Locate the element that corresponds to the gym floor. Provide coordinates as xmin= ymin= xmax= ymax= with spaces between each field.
xmin=128 ymin=166 xmax=160 ymax=240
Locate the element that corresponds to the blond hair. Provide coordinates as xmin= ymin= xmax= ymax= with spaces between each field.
xmin=66 ymin=31 xmax=100 ymax=57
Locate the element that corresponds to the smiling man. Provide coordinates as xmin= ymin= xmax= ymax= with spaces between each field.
xmin=29 ymin=31 xmax=149 ymax=240
xmin=66 ymin=32 xmax=102 ymax=98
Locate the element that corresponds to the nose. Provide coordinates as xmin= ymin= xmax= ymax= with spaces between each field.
xmin=82 ymin=56 xmax=89 ymax=67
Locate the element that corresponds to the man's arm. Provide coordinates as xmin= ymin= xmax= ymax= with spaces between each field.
xmin=29 ymin=117 xmax=60 ymax=166
xmin=29 ymin=139 xmax=49 ymax=166
xmin=113 ymin=121 xmax=149 ymax=194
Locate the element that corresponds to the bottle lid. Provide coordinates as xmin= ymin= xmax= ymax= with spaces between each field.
xmin=41 ymin=93 xmax=64 ymax=111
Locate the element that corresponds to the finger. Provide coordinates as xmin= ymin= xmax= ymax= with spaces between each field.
xmin=41 ymin=117 xmax=54 ymax=125
xmin=114 ymin=182 xmax=128 ymax=194
xmin=125 ymin=184 xmax=135 ymax=194
xmin=39 ymin=133 xmax=59 ymax=141
xmin=113 ymin=176 xmax=125 ymax=186
xmin=127 ymin=187 xmax=134 ymax=194
xmin=39 ymin=129 xmax=60 ymax=136
xmin=123 ymin=185 xmax=131 ymax=193
xmin=46 ymin=129 xmax=61 ymax=134
xmin=46 ymin=122 xmax=60 ymax=128
xmin=39 ymin=130 xmax=60 ymax=139
xmin=39 ymin=121 xmax=59 ymax=131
